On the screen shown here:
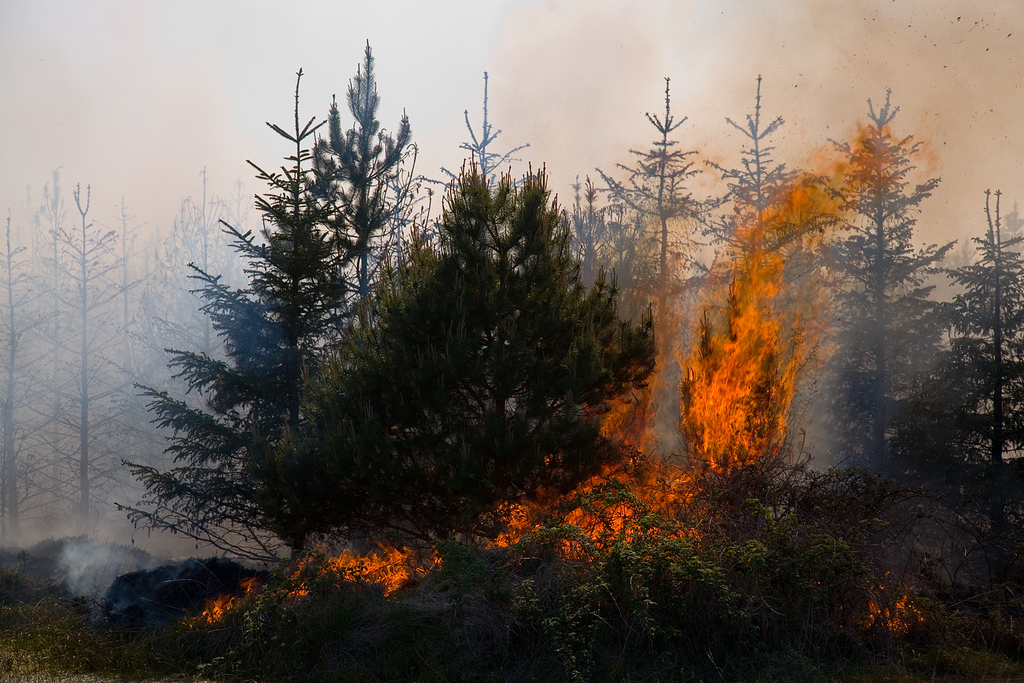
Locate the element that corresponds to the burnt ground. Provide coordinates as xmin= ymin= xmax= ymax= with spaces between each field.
xmin=0 ymin=537 xmax=267 ymax=624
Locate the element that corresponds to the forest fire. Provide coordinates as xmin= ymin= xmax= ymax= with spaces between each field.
xmin=7 ymin=3 xmax=1024 ymax=678
xmin=199 ymin=576 xmax=261 ymax=624
xmin=197 ymin=546 xmax=421 ymax=625
xmin=679 ymin=175 xmax=840 ymax=469
xmin=489 ymin=174 xmax=845 ymax=551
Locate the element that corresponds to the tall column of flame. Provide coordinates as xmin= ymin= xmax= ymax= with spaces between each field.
xmin=679 ymin=177 xmax=838 ymax=469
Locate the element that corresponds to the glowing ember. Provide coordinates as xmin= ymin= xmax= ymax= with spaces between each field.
xmin=861 ymin=587 xmax=923 ymax=638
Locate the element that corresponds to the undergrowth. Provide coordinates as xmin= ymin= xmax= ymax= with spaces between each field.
xmin=5 ymin=463 xmax=1024 ymax=682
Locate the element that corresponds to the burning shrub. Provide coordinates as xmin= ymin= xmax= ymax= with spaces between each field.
xmin=488 ymin=459 xmax=939 ymax=679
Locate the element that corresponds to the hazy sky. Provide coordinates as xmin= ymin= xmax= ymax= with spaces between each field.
xmin=2 ymin=0 xmax=1022 ymax=248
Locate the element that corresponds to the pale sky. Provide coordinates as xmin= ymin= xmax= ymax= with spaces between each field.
xmin=2 ymin=0 xmax=1022 ymax=249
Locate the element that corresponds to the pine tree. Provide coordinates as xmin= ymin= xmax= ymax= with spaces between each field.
xmin=570 ymin=175 xmax=611 ymax=287
xmin=49 ymin=183 xmax=135 ymax=528
xmin=128 ymin=71 xmax=343 ymax=559
xmin=32 ymin=172 xmax=75 ymax=523
xmin=708 ymin=76 xmax=797 ymax=247
xmin=441 ymin=72 xmax=530 ymax=186
xmin=272 ymin=165 xmax=655 ymax=546
xmin=0 ymin=213 xmax=43 ymax=541
xmin=314 ymin=42 xmax=412 ymax=303
xmin=828 ymin=91 xmax=953 ymax=470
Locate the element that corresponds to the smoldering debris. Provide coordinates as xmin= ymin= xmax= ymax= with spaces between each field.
xmin=102 ymin=557 xmax=268 ymax=626
xmin=0 ymin=537 xmax=269 ymax=627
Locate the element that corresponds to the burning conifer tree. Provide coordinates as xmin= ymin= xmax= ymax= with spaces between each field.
xmin=827 ymin=91 xmax=952 ymax=471
xmin=680 ymin=177 xmax=836 ymax=468
xmin=270 ymin=165 xmax=655 ymax=546
xmin=707 ymin=76 xmax=797 ymax=247
xmin=680 ymin=79 xmax=836 ymax=469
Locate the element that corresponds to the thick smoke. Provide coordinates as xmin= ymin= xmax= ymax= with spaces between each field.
xmin=492 ymin=1 xmax=1024 ymax=248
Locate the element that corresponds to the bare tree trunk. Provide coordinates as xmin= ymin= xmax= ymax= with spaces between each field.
xmin=75 ymin=185 xmax=91 ymax=528
xmin=1 ymin=216 xmax=19 ymax=540
xmin=872 ymin=205 xmax=887 ymax=470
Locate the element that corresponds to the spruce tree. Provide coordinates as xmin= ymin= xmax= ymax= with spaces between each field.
xmin=441 ymin=72 xmax=530 ymax=186
xmin=272 ymin=165 xmax=655 ymax=545
xmin=708 ymin=76 xmax=797 ymax=247
xmin=128 ymin=71 xmax=342 ymax=559
xmin=596 ymin=77 xmax=700 ymax=316
xmin=900 ymin=192 xmax=1024 ymax=534
xmin=946 ymin=190 xmax=1024 ymax=464
xmin=828 ymin=91 xmax=953 ymax=470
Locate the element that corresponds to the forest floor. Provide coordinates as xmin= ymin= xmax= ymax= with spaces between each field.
xmin=5 ymin=677 xmax=212 ymax=683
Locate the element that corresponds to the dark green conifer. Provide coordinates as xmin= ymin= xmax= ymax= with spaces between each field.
xmin=127 ymin=71 xmax=342 ymax=559
xmin=314 ymin=41 xmax=412 ymax=302
xmin=274 ymin=166 xmax=655 ymax=545
xmin=946 ymin=190 xmax=1024 ymax=464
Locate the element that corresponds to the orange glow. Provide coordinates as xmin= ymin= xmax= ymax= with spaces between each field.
xmin=679 ymin=175 xmax=840 ymax=469
xmin=491 ymin=459 xmax=696 ymax=552
xmin=861 ymin=587 xmax=923 ymax=638
xmin=317 ymin=545 xmax=418 ymax=596
xmin=197 ymin=545 xmax=424 ymax=625
xmin=198 ymin=575 xmax=261 ymax=624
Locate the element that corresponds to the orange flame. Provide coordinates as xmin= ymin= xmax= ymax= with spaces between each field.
xmin=679 ymin=175 xmax=840 ymax=469
xmin=492 ymin=459 xmax=695 ymax=551
xmin=197 ymin=546 xmax=424 ymax=625
xmin=861 ymin=586 xmax=923 ymax=638
xmin=198 ymin=575 xmax=261 ymax=624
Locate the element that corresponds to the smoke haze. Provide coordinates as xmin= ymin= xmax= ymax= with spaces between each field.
xmin=2 ymin=1 xmax=1021 ymax=243
xmin=0 ymin=0 xmax=1022 ymax=553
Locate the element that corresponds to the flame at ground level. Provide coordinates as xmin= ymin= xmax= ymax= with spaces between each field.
xmin=196 ymin=545 xmax=425 ymax=625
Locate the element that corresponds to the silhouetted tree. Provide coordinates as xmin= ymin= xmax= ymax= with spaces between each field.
xmin=31 ymin=171 xmax=75 ymax=523
xmin=570 ymin=175 xmax=613 ymax=287
xmin=945 ymin=191 xmax=1024 ymax=463
xmin=708 ymin=76 xmax=798 ymax=248
xmin=314 ymin=42 xmax=412 ymax=303
xmin=128 ymin=71 xmax=343 ymax=560
xmin=139 ymin=170 xmax=242 ymax=374
xmin=827 ymin=91 xmax=953 ymax=470
xmin=0 ymin=213 xmax=44 ymax=541
xmin=61 ymin=183 xmax=135 ymax=527
xmin=597 ymin=77 xmax=701 ymax=316
xmin=442 ymin=72 xmax=530 ymax=186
